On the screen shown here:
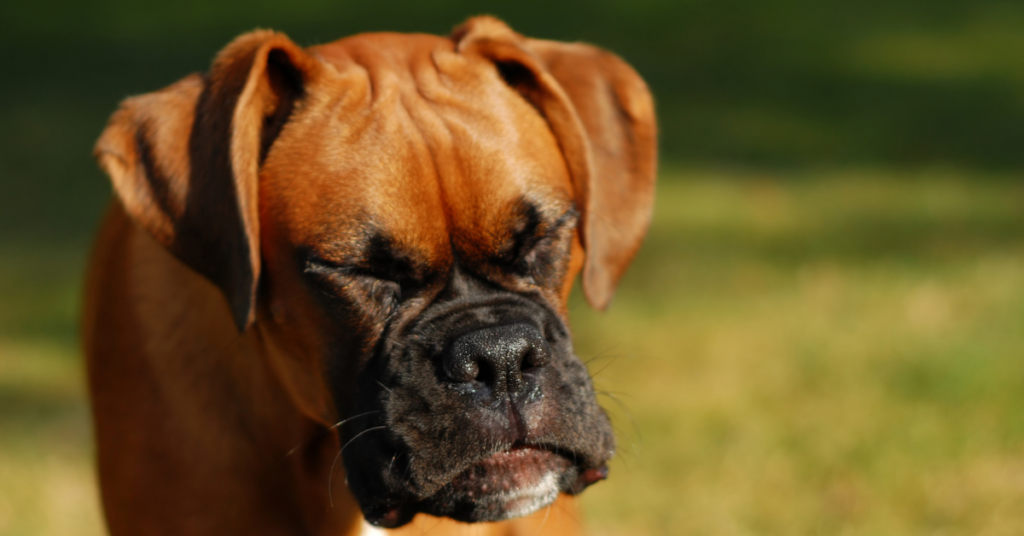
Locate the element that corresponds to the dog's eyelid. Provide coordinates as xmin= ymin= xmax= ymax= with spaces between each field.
xmin=305 ymin=260 xmax=388 ymax=281
xmin=303 ymin=255 xmax=423 ymax=290
xmin=529 ymin=208 xmax=579 ymax=239
xmin=549 ymin=207 xmax=579 ymax=232
xmin=302 ymin=253 xmax=352 ymax=274
xmin=514 ymin=208 xmax=578 ymax=253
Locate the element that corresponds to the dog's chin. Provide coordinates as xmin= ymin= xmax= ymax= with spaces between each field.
xmin=363 ymin=446 xmax=604 ymax=528
xmin=440 ymin=446 xmax=570 ymax=521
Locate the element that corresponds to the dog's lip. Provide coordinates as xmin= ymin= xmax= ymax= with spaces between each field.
xmin=363 ymin=443 xmax=603 ymax=528
xmin=448 ymin=443 xmax=570 ymax=494
xmin=363 ymin=503 xmax=416 ymax=529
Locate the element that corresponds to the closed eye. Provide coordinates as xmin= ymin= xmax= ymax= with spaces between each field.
xmin=497 ymin=205 xmax=578 ymax=285
xmin=505 ymin=208 xmax=577 ymax=262
xmin=304 ymin=258 xmax=395 ymax=283
xmin=303 ymin=257 xmax=404 ymax=316
xmin=300 ymin=231 xmax=424 ymax=288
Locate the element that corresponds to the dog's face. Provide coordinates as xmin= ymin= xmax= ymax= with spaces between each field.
xmin=94 ymin=17 xmax=655 ymax=529
xmin=258 ymin=33 xmax=612 ymax=526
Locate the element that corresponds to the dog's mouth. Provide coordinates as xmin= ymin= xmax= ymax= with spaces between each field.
xmin=362 ymin=444 xmax=608 ymax=528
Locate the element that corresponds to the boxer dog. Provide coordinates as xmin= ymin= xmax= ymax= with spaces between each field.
xmin=85 ymin=16 xmax=656 ymax=535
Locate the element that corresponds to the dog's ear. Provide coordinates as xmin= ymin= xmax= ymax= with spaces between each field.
xmin=95 ymin=31 xmax=322 ymax=331
xmin=453 ymin=17 xmax=657 ymax=310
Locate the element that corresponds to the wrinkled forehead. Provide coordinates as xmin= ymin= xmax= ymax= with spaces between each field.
xmin=261 ymin=32 xmax=574 ymax=266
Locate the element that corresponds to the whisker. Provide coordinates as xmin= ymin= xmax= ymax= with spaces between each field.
xmin=328 ymin=426 xmax=388 ymax=507
xmin=596 ymin=390 xmax=642 ymax=459
xmin=552 ymin=497 xmax=583 ymax=529
xmin=327 ymin=450 xmax=343 ymax=508
xmin=284 ymin=410 xmax=382 ymax=459
xmin=326 ymin=410 xmax=382 ymax=433
xmin=589 ymin=352 xmax=628 ymax=379
xmin=418 ymin=515 xmax=445 ymax=535
xmin=403 ymin=455 xmax=415 ymax=488
xmin=583 ymin=345 xmax=622 ymax=366
xmin=533 ymin=500 xmax=553 ymax=536
xmin=597 ymin=391 xmax=639 ymax=432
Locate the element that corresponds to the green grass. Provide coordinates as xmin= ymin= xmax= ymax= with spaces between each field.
xmin=573 ymin=170 xmax=1024 ymax=535
xmin=1 ymin=169 xmax=1023 ymax=535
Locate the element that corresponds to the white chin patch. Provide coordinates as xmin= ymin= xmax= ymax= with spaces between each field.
xmin=494 ymin=470 xmax=561 ymax=520
xmin=360 ymin=520 xmax=388 ymax=536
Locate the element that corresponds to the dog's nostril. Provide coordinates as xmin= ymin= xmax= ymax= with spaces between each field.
xmin=448 ymin=358 xmax=480 ymax=384
xmin=445 ymin=323 xmax=549 ymax=396
xmin=522 ymin=344 xmax=550 ymax=370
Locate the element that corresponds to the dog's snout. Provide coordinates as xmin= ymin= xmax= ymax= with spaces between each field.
xmin=445 ymin=323 xmax=550 ymax=396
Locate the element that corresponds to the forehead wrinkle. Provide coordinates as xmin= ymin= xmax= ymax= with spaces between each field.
xmin=337 ymin=37 xmax=460 ymax=262
xmin=359 ymin=88 xmax=450 ymax=265
xmin=431 ymin=71 xmax=569 ymax=255
xmin=281 ymin=85 xmax=448 ymax=266
xmin=397 ymin=73 xmax=462 ymax=239
xmin=293 ymin=35 xmax=571 ymax=270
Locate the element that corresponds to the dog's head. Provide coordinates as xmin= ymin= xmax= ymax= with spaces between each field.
xmin=95 ymin=17 xmax=656 ymax=528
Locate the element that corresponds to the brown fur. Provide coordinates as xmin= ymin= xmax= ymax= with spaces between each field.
xmin=86 ymin=16 xmax=655 ymax=535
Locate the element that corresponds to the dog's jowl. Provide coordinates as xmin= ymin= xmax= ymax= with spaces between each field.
xmin=86 ymin=16 xmax=656 ymax=535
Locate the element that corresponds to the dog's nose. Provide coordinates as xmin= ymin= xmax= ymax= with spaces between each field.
xmin=445 ymin=323 xmax=551 ymax=397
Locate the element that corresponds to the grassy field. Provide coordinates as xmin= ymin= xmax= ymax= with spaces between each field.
xmin=5 ymin=1 xmax=1024 ymax=534
xmin=1 ymin=169 xmax=1023 ymax=535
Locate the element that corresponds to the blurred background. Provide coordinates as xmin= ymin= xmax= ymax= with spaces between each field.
xmin=1 ymin=0 xmax=1023 ymax=534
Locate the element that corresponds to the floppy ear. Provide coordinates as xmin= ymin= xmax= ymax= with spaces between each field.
xmin=94 ymin=30 xmax=322 ymax=331
xmin=453 ymin=17 xmax=658 ymax=310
